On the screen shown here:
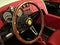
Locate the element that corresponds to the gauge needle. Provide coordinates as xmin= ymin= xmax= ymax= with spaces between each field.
xmin=30 ymin=26 xmax=38 ymax=36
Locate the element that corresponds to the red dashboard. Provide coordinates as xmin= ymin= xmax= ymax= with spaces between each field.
xmin=0 ymin=0 xmax=60 ymax=30
xmin=0 ymin=0 xmax=48 ymax=29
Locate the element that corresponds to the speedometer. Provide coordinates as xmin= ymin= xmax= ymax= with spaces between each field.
xmin=17 ymin=9 xmax=23 ymax=17
xmin=3 ymin=11 xmax=12 ymax=23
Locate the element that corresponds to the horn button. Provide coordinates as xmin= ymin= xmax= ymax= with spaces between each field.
xmin=26 ymin=18 xmax=32 ymax=26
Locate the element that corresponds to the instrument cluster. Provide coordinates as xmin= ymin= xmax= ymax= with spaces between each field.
xmin=0 ymin=3 xmax=30 ymax=41
xmin=0 ymin=6 xmax=15 ymax=41
xmin=2 ymin=6 xmax=14 ymax=23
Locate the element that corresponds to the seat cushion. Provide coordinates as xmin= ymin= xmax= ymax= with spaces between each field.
xmin=47 ymin=30 xmax=60 ymax=45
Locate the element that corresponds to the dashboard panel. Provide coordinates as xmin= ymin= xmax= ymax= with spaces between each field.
xmin=0 ymin=4 xmax=31 ymax=41
xmin=0 ymin=6 xmax=15 ymax=41
xmin=0 ymin=1 xmax=32 ymax=41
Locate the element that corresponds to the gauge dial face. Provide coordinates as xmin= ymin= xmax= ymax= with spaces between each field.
xmin=3 ymin=12 xmax=12 ymax=23
xmin=17 ymin=9 xmax=23 ymax=17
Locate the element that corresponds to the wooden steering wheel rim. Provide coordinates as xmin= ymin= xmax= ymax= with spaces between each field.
xmin=12 ymin=0 xmax=44 ymax=44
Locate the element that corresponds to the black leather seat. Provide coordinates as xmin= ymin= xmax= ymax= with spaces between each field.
xmin=45 ymin=1 xmax=60 ymax=16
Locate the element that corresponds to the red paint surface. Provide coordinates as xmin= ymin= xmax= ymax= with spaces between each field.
xmin=0 ymin=19 xmax=4 ymax=29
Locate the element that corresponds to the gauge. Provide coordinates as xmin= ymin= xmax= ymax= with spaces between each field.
xmin=17 ymin=9 xmax=23 ymax=17
xmin=10 ymin=6 xmax=15 ymax=12
xmin=22 ymin=3 xmax=29 ymax=8
xmin=3 ymin=12 xmax=12 ymax=23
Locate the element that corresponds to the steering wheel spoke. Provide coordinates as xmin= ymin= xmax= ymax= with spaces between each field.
xmin=30 ymin=25 xmax=38 ymax=36
xmin=29 ymin=11 xmax=40 ymax=20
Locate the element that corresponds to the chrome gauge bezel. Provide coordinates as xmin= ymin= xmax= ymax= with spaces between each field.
xmin=17 ymin=9 xmax=23 ymax=17
xmin=3 ymin=11 xmax=12 ymax=23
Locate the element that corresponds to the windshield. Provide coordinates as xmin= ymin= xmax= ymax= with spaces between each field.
xmin=0 ymin=0 xmax=18 ymax=7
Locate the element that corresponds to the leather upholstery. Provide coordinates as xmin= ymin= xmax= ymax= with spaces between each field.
xmin=47 ymin=30 xmax=60 ymax=45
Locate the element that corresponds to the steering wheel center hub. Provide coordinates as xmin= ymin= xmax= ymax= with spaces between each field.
xmin=17 ymin=15 xmax=32 ymax=30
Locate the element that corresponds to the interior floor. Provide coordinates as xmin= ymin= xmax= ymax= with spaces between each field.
xmin=4 ymin=36 xmax=40 ymax=45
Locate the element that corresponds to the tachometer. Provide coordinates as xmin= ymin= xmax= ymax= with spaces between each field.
xmin=3 ymin=11 xmax=12 ymax=23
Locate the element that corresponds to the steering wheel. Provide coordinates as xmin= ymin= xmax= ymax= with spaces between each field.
xmin=12 ymin=0 xmax=44 ymax=44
